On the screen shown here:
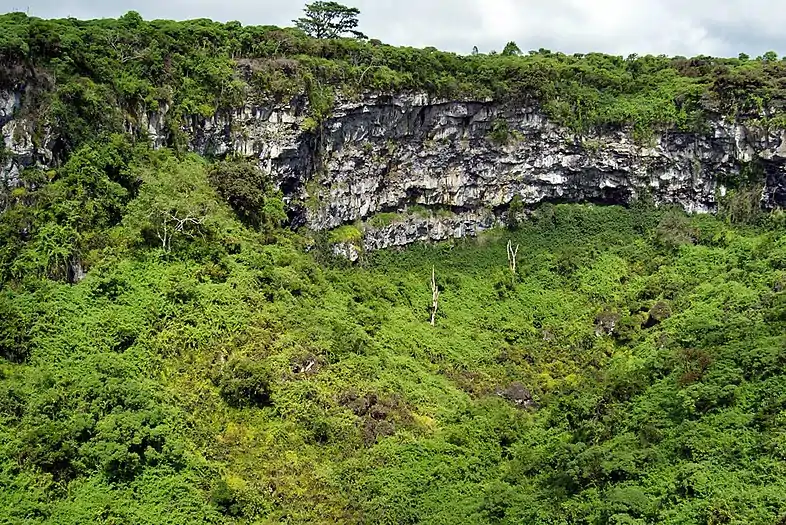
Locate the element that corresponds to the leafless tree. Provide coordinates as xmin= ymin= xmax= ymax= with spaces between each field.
xmin=153 ymin=211 xmax=207 ymax=252
xmin=507 ymin=240 xmax=520 ymax=276
xmin=430 ymin=266 xmax=440 ymax=326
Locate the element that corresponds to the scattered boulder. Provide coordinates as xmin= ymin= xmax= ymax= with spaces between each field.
xmin=595 ymin=311 xmax=622 ymax=337
xmin=291 ymin=352 xmax=323 ymax=375
xmin=496 ymin=382 xmax=536 ymax=409
xmin=362 ymin=418 xmax=396 ymax=445
xmin=339 ymin=390 xmax=412 ymax=445
xmin=332 ymin=242 xmax=360 ymax=262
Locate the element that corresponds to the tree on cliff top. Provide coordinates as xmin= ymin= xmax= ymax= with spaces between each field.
xmin=502 ymin=41 xmax=522 ymax=56
xmin=294 ymin=1 xmax=366 ymax=39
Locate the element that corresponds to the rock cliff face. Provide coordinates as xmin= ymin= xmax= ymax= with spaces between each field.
xmin=4 ymin=89 xmax=786 ymax=251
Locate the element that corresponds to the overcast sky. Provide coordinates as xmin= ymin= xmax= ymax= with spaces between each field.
xmin=1 ymin=0 xmax=785 ymax=58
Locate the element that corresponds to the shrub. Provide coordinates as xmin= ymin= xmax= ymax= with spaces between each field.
xmin=647 ymin=301 xmax=673 ymax=326
xmin=656 ymin=210 xmax=697 ymax=251
xmin=367 ymin=212 xmax=400 ymax=229
xmin=209 ymin=158 xmax=287 ymax=230
xmin=0 ymin=292 xmax=32 ymax=362
xmin=329 ymin=225 xmax=362 ymax=244
xmin=210 ymin=480 xmax=242 ymax=516
xmin=719 ymin=185 xmax=764 ymax=225
xmin=506 ymin=195 xmax=524 ymax=230
xmin=218 ymin=358 xmax=273 ymax=408
xmin=17 ymin=356 xmax=184 ymax=483
xmin=488 ymin=119 xmax=512 ymax=145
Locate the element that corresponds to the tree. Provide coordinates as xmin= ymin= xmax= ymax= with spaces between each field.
xmin=502 ymin=41 xmax=522 ymax=56
xmin=507 ymin=240 xmax=519 ymax=277
xmin=124 ymin=155 xmax=222 ymax=251
xmin=294 ymin=1 xmax=366 ymax=39
xmin=430 ymin=266 xmax=439 ymax=326
xmin=208 ymin=158 xmax=287 ymax=231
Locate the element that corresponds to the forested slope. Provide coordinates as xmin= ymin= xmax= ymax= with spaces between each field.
xmin=2 ymin=11 xmax=786 ymax=525
xmin=3 ymin=142 xmax=786 ymax=523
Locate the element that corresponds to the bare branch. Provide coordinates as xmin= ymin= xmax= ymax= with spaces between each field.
xmin=430 ymin=266 xmax=440 ymax=327
xmin=358 ymin=60 xmax=382 ymax=87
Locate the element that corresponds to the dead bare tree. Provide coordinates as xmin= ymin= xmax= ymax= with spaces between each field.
xmin=105 ymin=35 xmax=146 ymax=64
xmin=150 ymin=210 xmax=207 ymax=252
xmin=507 ymin=240 xmax=520 ymax=276
xmin=430 ymin=266 xmax=440 ymax=327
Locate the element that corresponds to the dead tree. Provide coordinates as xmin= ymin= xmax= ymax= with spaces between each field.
xmin=507 ymin=240 xmax=520 ymax=276
xmin=430 ymin=266 xmax=440 ymax=326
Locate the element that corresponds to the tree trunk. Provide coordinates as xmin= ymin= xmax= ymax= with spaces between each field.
xmin=507 ymin=240 xmax=519 ymax=277
xmin=430 ymin=266 xmax=440 ymax=326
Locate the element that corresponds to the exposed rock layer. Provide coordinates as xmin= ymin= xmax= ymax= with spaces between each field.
xmin=4 ymin=90 xmax=786 ymax=250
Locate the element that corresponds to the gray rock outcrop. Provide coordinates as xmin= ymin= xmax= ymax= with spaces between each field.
xmin=4 ymin=90 xmax=786 ymax=252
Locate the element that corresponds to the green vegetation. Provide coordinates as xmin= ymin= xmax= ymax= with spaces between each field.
xmin=488 ymin=119 xmax=523 ymax=146
xmin=366 ymin=212 xmax=400 ymax=229
xmin=294 ymin=1 xmax=365 ymax=40
xmin=2 ymin=127 xmax=786 ymax=522
xmin=328 ymin=224 xmax=363 ymax=244
xmin=2 ymin=9 xmax=786 ymax=162
xmin=506 ymin=195 xmax=524 ymax=230
xmin=501 ymin=41 xmax=522 ymax=57
xmin=4 ymin=8 xmax=786 ymax=525
xmin=364 ymin=206 xmax=460 ymax=230
xmin=208 ymin=157 xmax=287 ymax=231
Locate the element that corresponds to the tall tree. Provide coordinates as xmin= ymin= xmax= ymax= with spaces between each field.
xmin=502 ymin=41 xmax=522 ymax=56
xmin=294 ymin=1 xmax=366 ymax=39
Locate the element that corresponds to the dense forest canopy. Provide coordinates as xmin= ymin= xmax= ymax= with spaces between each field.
xmin=2 ymin=9 xmax=786 ymax=157
xmin=3 ymin=7 xmax=786 ymax=525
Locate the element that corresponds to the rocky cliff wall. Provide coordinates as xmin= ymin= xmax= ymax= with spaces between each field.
xmin=4 ymin=89 xmax=786 ymax=252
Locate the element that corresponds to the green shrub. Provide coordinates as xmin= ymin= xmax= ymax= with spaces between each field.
xmin=210 ymin=479 xmax=242 ymax=516
xmin=656 ymin=210 xmax=698 ymax=250
xmin=218 ymin=358 xmax=273 ymax=408
xmin=367 ymin=212 xmax=400 ymax=229
xmin=506 ymin=195 xmax=524 ymax=230
xmin=719 ymin=185 xmax=764 ymax=225
xmin=329 ymin=225 xmax=362 ymax=244
xmin=0 ymin=293 xmax=33 ymax=362
xmin=209 ymin=158 xmax=286 ymax=230
xmin=488 ymin=119 xmax=512 ymax=145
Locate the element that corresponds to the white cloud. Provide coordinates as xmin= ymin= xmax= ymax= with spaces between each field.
xmin=4 ymin=0 xmax=786 ymax=57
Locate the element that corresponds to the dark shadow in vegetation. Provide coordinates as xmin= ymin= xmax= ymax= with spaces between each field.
xmin=218 ymin=358 xmax=274 ymax=408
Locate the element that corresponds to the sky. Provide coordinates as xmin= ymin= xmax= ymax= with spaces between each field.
xmin=1 ymin=0 xmax=785 ymax=58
